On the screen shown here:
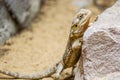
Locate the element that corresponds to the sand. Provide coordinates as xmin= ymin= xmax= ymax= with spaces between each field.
xmin=0 ymin=0 xmax=107 ymax=79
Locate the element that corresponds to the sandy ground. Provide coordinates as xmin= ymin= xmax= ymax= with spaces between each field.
xmin=0 ymin=0 xmax=114 ymax=80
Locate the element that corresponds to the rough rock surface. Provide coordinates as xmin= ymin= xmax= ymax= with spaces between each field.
xmin=0 ymin=1 xmax=17 ymax=45
xmin=0 ymin=0 xmax=41 ymax=45
xmin=75 ymin=0 xmax=120 ymax=80
xmin=4 ymin=0 xmax=41 ymax=27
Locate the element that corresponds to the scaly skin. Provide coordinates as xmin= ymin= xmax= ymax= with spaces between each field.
xmin=0 ymin=9 xmax=91 ymax=79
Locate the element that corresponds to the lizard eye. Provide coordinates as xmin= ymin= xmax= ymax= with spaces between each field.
xmin=74 ymin=24 xmax=77 ymax=27
xmin=72 ymin=24 xmax=78 ymax=31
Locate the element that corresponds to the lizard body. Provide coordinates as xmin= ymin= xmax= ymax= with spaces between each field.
xmin=0 ymin=9 xmax=91 ymax=79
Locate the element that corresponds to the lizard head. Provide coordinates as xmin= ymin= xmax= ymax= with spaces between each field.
xmin=70 ymin=9 xmax=91 ymax=38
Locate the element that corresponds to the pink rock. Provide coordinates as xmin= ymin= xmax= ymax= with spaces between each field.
xmin=75 ymin=0 xmax=120 ymax=80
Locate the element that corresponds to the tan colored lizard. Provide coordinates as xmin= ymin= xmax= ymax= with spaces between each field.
xmin=0 ymin=9 xmax=91 ymax=79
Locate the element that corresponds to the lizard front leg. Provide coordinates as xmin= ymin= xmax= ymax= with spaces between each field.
xmin=53 ymin=9 xmax=92 ymax=79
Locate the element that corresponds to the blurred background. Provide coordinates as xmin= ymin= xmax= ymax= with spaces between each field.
xmin=0 ymin=0 xmax=116 ymax=79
